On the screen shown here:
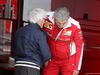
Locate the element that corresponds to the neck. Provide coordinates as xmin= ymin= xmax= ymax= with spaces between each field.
xmin=37 ymin=21 xmax=43 ymax=28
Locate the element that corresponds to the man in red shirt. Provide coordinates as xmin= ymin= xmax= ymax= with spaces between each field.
xmin=43 ymin=7 xmax=84 ymax=75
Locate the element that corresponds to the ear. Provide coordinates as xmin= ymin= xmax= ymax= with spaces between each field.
xmin=53 ymin=16 xmax=56 ymax=21
xmin=53 ymin=15 xmax=55 ymax=19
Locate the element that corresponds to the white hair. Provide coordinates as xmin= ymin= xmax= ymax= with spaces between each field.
xmin=54 ymin=7 xmax=70 ymax=20
xmin=28 ymin=8 xmax=47 ymax=23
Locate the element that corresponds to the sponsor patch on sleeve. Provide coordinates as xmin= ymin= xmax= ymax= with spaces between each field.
xmin=44 ymin=21 xmax=52 ymax=29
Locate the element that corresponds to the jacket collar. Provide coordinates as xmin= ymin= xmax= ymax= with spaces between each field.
xmin=29 ymin=23 xmax=45 ymax=32
xmin=47 ymin=12 xmax=55 ymax=24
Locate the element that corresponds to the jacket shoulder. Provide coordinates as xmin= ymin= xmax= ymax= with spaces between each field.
xmin=69 ymin=17 xmax=81 ymax=29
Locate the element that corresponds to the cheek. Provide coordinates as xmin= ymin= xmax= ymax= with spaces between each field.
xmin=57 ymin=25 xmax=61 ymax=28
xmin=43 ymin=20 xmax=46 ymax=24
xmin=62 ymin=24 xmax=65 ymax=27
xmin=56 ymin=23 xmax=60 ymax=26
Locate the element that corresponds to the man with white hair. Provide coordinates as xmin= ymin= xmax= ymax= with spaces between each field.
xmin=42 ymin=7 xmax=84 ymax=75
xmin=12 ymin=8 xmax=51 ymax=75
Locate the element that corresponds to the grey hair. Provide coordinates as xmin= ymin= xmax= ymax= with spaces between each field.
xmin=28 ymin=8 xmax=47 ymax=23
xmin=54 ymin=7 xmax=70 ymax=20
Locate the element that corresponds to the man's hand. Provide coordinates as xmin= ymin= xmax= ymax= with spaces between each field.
xmin=44 ymin=59 xmax=51 ymax=67
xmin=44 ymin=61 xmax=48 ymax=67
xmin=73 ymin=70 xmax=79 ymax=75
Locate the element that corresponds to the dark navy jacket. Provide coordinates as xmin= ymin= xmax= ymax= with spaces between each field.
xmin=12 ymin=23 xmax=51 ymax=67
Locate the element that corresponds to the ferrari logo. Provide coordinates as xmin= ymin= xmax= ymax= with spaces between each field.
xmin=49 ymin=24 xmax=52 ymax=28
